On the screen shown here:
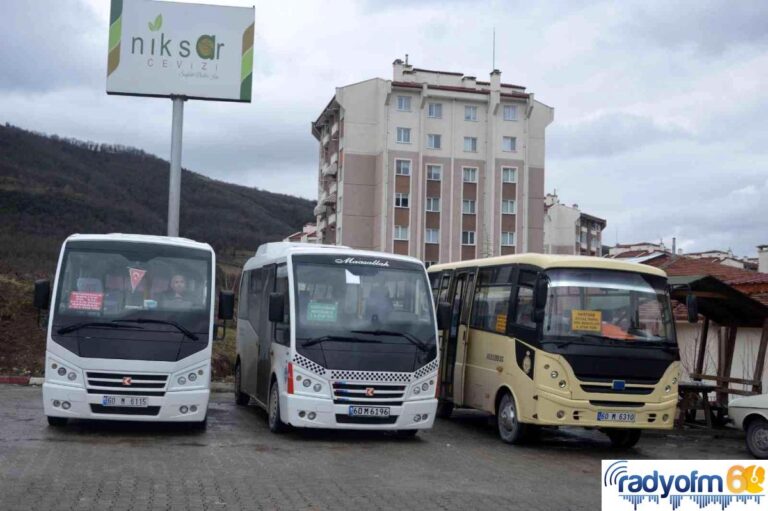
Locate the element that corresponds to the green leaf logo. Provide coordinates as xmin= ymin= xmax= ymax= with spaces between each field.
xmin=148 ymin=14 xmax=162 ymax=32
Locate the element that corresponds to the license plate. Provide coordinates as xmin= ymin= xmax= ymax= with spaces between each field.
xmin=597 ymin=411 xmax=635 ymax=422
xmin=101 ymin=395 xmax=149 ymax=408
xmin=348 ymin=406 xmax=390 ymax=417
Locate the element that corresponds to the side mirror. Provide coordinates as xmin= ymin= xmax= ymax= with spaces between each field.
xmin=436 ymin=301 xmax=451 ymax=330
xmin=686 ymin=294 xmax=699 ymax=324
xmin=268 ymin=292 xmax=285 ymax=323
xmin=218 ymin=290 xmax=235 ymax=320
xmin=34 ymin=280 xmax=51 ymax=310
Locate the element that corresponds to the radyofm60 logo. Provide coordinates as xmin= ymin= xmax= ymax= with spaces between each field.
xmin=602 ymin=460 xmax=765 ymax=510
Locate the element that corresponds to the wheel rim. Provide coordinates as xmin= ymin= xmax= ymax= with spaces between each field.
xmin=500 ymin=397 xmax=516 ymax=433
xmin=754 ymin=426 xmax=768 ymax=451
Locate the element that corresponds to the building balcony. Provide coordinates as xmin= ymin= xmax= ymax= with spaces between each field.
xmin=322 ymin=162 xmax=338 ymax=178
xmin=331 ymin=121 xmax=339 ymax=136
xmin=314 ymin=203 xmax=327 ymax=217
xmin=322 ymin=132 xmax=330 ymax=146
xmin=317 ymin=217 xmax=327 ymax=231
xmin=323 ymin=192 xmax=337 ymax=205
xmin=328 ymin=213 xmax=337 ymax=225
xmin=330 ymin=152 xmax=338 ymax=166
xmin=328 ymin=181 xmax=338 ymax=195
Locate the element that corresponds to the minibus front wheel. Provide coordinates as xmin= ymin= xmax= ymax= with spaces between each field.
xmin=496 ymin=391 xmax=528 ymax=444
xmin=268 ymin=379 xmax=287 ymax=433
xmin=604 ymin=428 xmax=641 ymax=449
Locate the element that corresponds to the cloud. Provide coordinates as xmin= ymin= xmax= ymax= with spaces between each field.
xmin=620 ymin=1 xmax=768 ymax=56
xmin=549 ymin=113 xmax=691 ymax=158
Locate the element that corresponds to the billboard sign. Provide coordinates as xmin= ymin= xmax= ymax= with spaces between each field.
xmin=107 ymin=0 xmax=254 ymax=102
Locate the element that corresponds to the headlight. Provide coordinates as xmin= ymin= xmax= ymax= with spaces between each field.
xmin=413 ymin=386 xmax=421 ymax=395
xmin=177 ymin=376 xmax=187 ymax=385
xmin=58 ymin=367 xmax=67 ymax=376
xmin=558 ymin=380 xmax=567 ymax=389
xmin=665 ymin=385 xmax=671 ymax=393
xmin=188 ymin=373 xmax=197 ymax=382
xmin=313 ymin=383 xmax=321 ymax=392
xmin=550 ymin=370 xmax=559 ymax=379
xmin=303 ymin=379 xmax=312 ymax=388
xmin=67 ymin=372 xmax=77 ymax=381
xmin=421 ymin=382 xmax=429 ymax=391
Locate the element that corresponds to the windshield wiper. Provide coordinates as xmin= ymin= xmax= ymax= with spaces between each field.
xmin=113 ymin=319 xmax=199 ymax=341
xmin=301 ymin=335 xmax=382 ymax=348
xmin=350 ymin=329 xmax=431 ymax=352
xmin=57 ymin=322 xmax=145 ymax=335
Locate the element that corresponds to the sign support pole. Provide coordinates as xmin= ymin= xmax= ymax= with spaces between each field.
xmin=167 ymin=95 xmax=186 ymax=237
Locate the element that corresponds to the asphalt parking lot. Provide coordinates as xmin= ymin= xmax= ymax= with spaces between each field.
xmin=0 ymin=385 xmax=750 ymax=511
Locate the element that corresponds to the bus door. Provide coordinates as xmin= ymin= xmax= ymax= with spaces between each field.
xmin=256 ymin=265 xmax=276 ymax=404
xmin=443 ymin=270 xmax=475 ymax=406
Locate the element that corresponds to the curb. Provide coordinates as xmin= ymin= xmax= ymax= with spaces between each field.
xmin=0 ymin=376 xmax=31 ymax=385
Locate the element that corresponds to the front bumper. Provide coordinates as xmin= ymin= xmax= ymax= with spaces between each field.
xmin=533 ymin=389 xmax=677 ymax=429
xmin=284 ymin=394 xmax=438 ymax=430
xmin=43 ymin=382 xmax=209 ymax=422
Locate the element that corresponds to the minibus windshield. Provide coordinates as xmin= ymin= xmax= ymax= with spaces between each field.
xmin=542 ymin=268 xmax=675 ymax=344
xmin=52 ymin=241 xmax=212 ymax=335
xmin=293 ymin=258 xmax=436 ymax=348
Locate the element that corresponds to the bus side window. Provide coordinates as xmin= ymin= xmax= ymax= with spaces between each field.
xmin=438 ymin=273 xmax=451 ymax=304
xmin=274 ymin=264 xmax=290 ymax=346
xmin=470 ymin=266 xmax=513 ymax=333
xmin=238 ymin=271 xmax=250 ymax=320
xmin=248 ymin=268 xmax=264 ymax=328
xmin=429 ymin=272 xmax=441 ymax=303
xmin=513 ymin=270 xmax=537 ymax=329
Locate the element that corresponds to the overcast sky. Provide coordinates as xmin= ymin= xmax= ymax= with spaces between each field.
xmin=2 ymin=0 xmax=767 ymax=257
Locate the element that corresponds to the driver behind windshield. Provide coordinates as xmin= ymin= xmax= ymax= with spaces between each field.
xmin=159 ymin=274 xmax=193 ymax=309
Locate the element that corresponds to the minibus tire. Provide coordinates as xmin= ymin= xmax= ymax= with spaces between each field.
xmin=606 ymin=428 xmax=641 ymax=449
xmin=745 ymin=418 xmax=768 ymax=459
xmin=47 ymin=416 xmax=67 ymax=427
xmin=436 ymin=399 xmax=454 ymax=419
xmin=234 ymin=362 xmax=249 ymax=406
xmin=497 ymin=391 xmax=527 ymax=444
xmin=268 ymin=380 xmax=287 ymax=433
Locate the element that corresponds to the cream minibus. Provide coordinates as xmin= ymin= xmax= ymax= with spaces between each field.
xmin=428 ymin=254 xmax=693 ymax=447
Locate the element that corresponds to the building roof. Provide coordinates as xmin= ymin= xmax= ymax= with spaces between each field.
xmin=667 ymin=275 xmax=768 ymax=328
xmin=392 ymin=81 xmax=530 ymax=99
xmin=429 ymin=253 xmax=667 ymax=277
xmin=647 ymin=255 xmax=768 ymax=287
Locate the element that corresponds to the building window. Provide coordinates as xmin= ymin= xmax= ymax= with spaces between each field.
xmin=395 ymin=192 xmax=409 ymax=208
xmin=502 ymin=199 xmax=516 ymax=214
xmin=462 ymin=199 xmax=476 ymax=214
xmin=394 ymin=225 xmax=409 ymax=240
xmin=428 ymin=102 xmax=442 ymax=118
xmin=426 ymin=228 xmax=440 ymax=244
xmin=395 ymin=159 xmax=411 ymax=176
xmin=396 ymin=127 xmax=411 ymax=144
xmin=397 ymin=96 xmax=411 ymax=111
xmin=462 ymin=231 xmax=476 ymax=246
xmin=426 ymin=197 xmax=440 ymax=212
xmin=502 ymin=167 xmax=517 ymax=183
xmin=464 ymin=105 xmax=478 ymax=121
xmin=463 ymin=167 xmax=477 ymax=182
xmin=501 ymin=231 xmax=515 ymax=246
xmin=502 ymin=136 xmax=517 ymax=152
xmin=427 ymin=134 xmax=442 ymax=149
xmin=426 ymin=165 xmax=442 ymax=181
xmin=464 ymin=137 xmax=478 ymax=152
xmin=503 ymin=105 xmax=518 ymax=121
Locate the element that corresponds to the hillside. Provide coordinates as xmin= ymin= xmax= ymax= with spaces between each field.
xmin=0 ymin=123 xmax=315 ymax=377
xmin=0 ymin=123 xmax=314 ymax=278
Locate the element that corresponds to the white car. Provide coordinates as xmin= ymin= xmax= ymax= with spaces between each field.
xmin=729 ymin=394 xmax=768 ymax=459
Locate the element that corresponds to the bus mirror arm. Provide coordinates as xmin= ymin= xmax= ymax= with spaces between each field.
xmin=436 ymin=302 xmax=451 ymax=330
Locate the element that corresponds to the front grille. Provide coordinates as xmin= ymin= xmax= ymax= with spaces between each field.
xmin=332 ymin=382 xmax=406 ymax=406
xmin=86 ymin=371 xmax=168 ymax=393
xmin=580 ymin=385 xmax=654 ymax=395
xmin=589 ymin=400 xmax=645 ymax=408
xmin=90 ymin=404 xmax=161 ymax=416
xmin=335 ymin=414 xmax=398 ymax=425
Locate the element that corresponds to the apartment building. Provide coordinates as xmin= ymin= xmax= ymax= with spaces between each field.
xmin=543 ymin=192 xmax=607 ymax=256
xmin=311 ymin=59 xmax=554 ymax=265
